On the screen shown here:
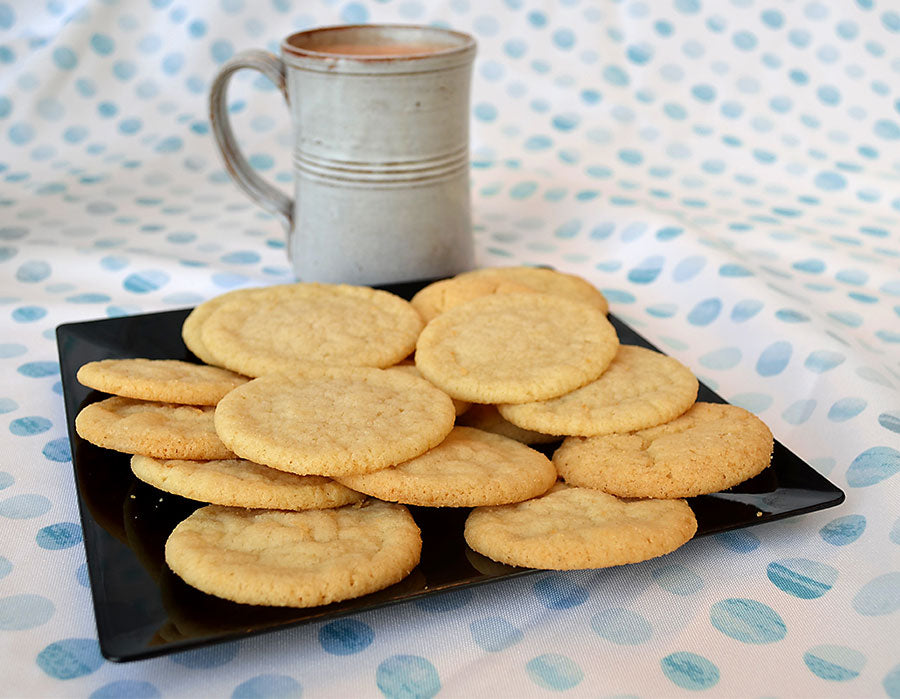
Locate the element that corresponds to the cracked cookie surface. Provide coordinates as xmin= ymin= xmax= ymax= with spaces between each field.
xmin=214 ymin=367 xmax=456 ymax=477
xmin=553 ymin=402 xmax=774 ymax=498
xmin=77 ymin=358 xmax=248 ymax=405
xmin=415 ymin=293 xmax=619 ymax=404
xmin=336 ymin=426 xmax=557 ymax=507
xmin=165 ymin=501 xmax=421 ymax=607
xmin=499 ymin=345 xmax=698 ymax=436
xmin=464 ymin=483 xmax=696 ymax=570
xmin=131 ymin=455 xmax=364 ymax=510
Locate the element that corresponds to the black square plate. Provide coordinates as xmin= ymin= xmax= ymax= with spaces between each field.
xmin=56 ymin=279 xmax=845 ymax=662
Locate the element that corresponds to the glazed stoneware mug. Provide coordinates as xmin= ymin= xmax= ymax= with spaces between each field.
xmin=209 ymin=24 xmax=477 ymax=285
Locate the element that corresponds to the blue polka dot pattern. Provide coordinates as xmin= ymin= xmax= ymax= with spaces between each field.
xmin=709 ymin=598 xmax=787 ymax=644
xmin=661 ymin=652 xmax=720 ymax=691
xmin=231 ymin=675 xmax=302 ymax=698
xmin=376 ymin=655 xmax=440 ymax=699
xmin=525 ymin=654 xmax=583 ymax=691
xmin=36 ymin=638 xmax=104 ymax=680
xmin=318 ymin=619 xmax=374 ymax=655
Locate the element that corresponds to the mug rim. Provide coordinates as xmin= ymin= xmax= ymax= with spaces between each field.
xmin=282 ymin=23 xmax=476 ymax=61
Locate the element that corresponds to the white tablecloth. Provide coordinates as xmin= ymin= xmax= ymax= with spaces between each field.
xmin=2 ymin=0 xmax=899 ymax=696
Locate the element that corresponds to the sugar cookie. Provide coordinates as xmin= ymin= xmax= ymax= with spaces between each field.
xmin=553 ymin=402 xmax=774 ymax=498
xmin=415 ymin=293 xmax=619 ymax=404
xmin=499 ymin=345 xmax=698 ymax=436
xmin=464 ymin=483 xmax=696 ymax=570
xmin=200 ymin=283 xmax=423 ymax=377
xmin=77 ymin=358 xmax=248 ymax=406
xmin=165 ymin=501 xmax=422 ymax=607
xmin=131 ymin=455 xmax=364 ymax=510
xmin=75 ymin=397 xmax=234 ymax=459
xmin=335 ymin=426 xmax=557 ymax=507
xmin=214 ymin=367 xmax=456 ymax=477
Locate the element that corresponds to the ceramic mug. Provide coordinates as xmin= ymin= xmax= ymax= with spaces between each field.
xmin=209 ymin=24 xmax=477 ymax=286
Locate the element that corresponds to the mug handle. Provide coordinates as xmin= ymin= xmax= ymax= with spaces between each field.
xmin=209 ymin=50 xmax=293 ymax=232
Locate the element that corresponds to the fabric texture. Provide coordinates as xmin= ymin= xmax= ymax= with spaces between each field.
xmin=1 ymin=0 xmax=899 ymax=696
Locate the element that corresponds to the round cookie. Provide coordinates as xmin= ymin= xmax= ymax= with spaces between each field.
xmin=410 ymin=276 xmax=537 ymax=323
xmin=553 ymin=402 xmax=774 ymax=498
xmin=199 ymin=283 xmax=423 ymax=377
xmin=384 ymin=361 xmax=470 ymax=416
xmin=165 ymin=501 xmax=422 ymax=607
xmin=214 ymin=367 xmax=456 ymax=477
xmin=410 ymin=266 xmax=609 ymax=323
xmin=182 ymin=286 xmax=274 ymax=366
xmin=462 ymin=266 xmax=609 ymax=314
xmin=131 ymin=455 xmax=364 ymax=510
xmin=464 ymin=483 xmax=697 ymax=570
xmin=77 ymin=358 xmax=248 ymax=406
xmin=75 ymin=397 xmax=235 ymax=459
xmin=498 ymin=345 xmax=698 ymax=436
xmin=457 ymin=404 xmax=559 ymax=445
xmin=335 ymin=426 xmax=557 ymax=507
xmin=415 ymin=293 xmax=619 ymax=404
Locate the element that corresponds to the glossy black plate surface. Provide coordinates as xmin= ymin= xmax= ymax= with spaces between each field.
xmin=56 ymin=279 xmax=845 ymax=662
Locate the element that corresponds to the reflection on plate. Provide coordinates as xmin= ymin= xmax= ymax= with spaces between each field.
xmin=56 ymin=279 xmax=845 ymax=662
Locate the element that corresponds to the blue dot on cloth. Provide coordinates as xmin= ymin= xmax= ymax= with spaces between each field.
xmin=814 ymin=171 xmax=847 ymax=191
xmin=879 ymin=412 xmax=900 ymax=434
xmin=469 ymin=616 xmax=523 ymax=652
xmin=9 ymin=416 xmax=52 ymax=436
xmin=90 ymin=680 xmax=161 ymax=698
xmin=231 ymin=674 xmax=302 ymax=699
xmin=756 ymin=341 xmax=792 ymax=377
xmin=687 ymin=298 xmax=721 ymax=326
xmin=525 ymin=653 xmax=584 ymax=691
xmin=75 ymin=563 xmax=89 ymax=588
xmin=820 ymin=515 xmax=866 ymax=546
xmin=767 ymin=558 xmax=837 ymax=599
xmin=660 ymin=651 xmax=720 ymax=691
xmin=12 ymin=306 xmax=47 ymax=322
xmin=376 ymin=655 xmax=440 ymax=699
xmin=804 ymin=350 xmax=845 ymax=373
xmin=171 ymin=643 xmax=239 ymax=669
xmin=17 ymin=361 xmax=58 ymax=378
xmin=43 ymin=438 xmax=71 ymax=462
xmin=886 ymin=662 xmax=900 ymax=698
xmin=0 ymin=556 xmax=11 ymax=579
xmin=731 ymin=299 xmax=763 ymax=322
xmin=0 ymin=494 xmax=52 ymax=519
xmin=318 ymin=618 xmax=374 ymax=655
xmin=651 ymin=563 xmax=703 ymax=595
xmin=533 ymin=574 xmax=589 ymax=609
xmin=0 ymin=343 xmax=27 ymax=358
xmin=36 ymin=522 xmax=82 ymax=550
xmin=782 ymin=399 xmax=817 ymax=425
xmin=52 ymin=46 xmax=77 ymax=70
xmin=36 ymin=638 xmax=104 ymax=680
xmin=803 ymin=645 xmax=866 ymax=682
xmin=627 ymin=256 xmax=664 ymax=284
xmin=123 ymin=269 xmax=170 ymax=294
xmin=852 ymin=572 xmax=900 ymax=616
xmin=709 ymin=598 xmax=786 ymax=644
xmin=0 ymin=594 xmax=54 ymax=630
xmin=88 ymin=31 xmax=115 ymax=54
xmin=846 ymin=447 xmax=900 ymax=487
xmin=0 ymin=472 xmax=12 ymax=489
xmin=16 ymin=260 xmax=51 ymax=283
xmin=590 ymin=608 xmax=652 ymax=645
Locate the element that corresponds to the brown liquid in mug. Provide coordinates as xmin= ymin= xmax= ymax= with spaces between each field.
xmin=312 ymin=42 xmax=447 ymax=56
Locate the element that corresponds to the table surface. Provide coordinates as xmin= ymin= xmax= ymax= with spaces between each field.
xmin=2 ymin=1 xmax=899 ymax=697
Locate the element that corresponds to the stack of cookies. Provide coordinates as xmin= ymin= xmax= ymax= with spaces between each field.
xmin=74 ymin=266 xmax=774 ymax=607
